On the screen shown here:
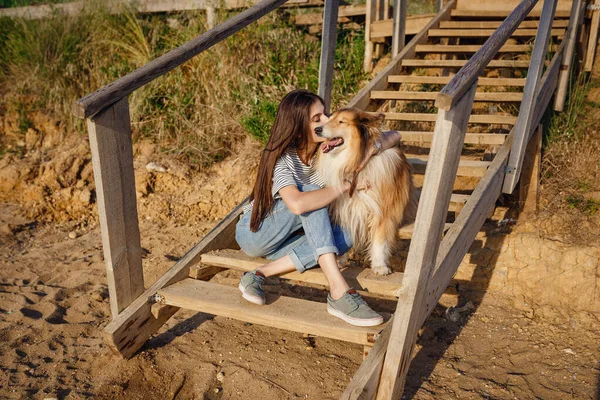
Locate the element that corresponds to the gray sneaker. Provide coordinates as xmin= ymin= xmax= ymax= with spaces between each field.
xmin=327 ymin=289 xmax=384 ymax=327
xmin=238 ymin=270 xmax=266 ymax=305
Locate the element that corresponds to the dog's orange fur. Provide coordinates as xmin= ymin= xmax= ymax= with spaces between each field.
xmin=317 ymin=108 xmax=417 ymax=275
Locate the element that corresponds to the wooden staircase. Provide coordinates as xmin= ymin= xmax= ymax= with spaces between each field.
xmin=148 ymin=6 xmax=572 ymax=352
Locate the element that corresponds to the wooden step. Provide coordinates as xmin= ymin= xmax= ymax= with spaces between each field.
xmin=450 ymin=10 xmax=571 ymax=18
xmin=390 ymin=130 xmax=508 ymax=145
xmin=388 ymin=75 xmax=526 ymax=86
xmin=409 ymin=156 xmax=490 ymax=177
xmin=371 ymin=91 xmax=523 ymax=102
xmin=400 ymin=59 xmax=531 ymax=68
xmin=382 ymin=112 xmax=517 ymax=125
xmin=428 ymin=28 xmax=565 ymax=37
xmin=157 ymin=278 xmax=385 ymax=346
xmin=414 ymin=44 xmax=557 ymax=54
xmin=199 ymin=249 xmax=404 ymax=298
xmin=438 ymin=20 xmax=569 ymax=29
xmin=398 ymin=222 xmax=453 ymax=239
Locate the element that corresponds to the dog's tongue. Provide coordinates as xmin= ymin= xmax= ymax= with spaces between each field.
xmin=321 ymin=137 xmax=343 ymax=153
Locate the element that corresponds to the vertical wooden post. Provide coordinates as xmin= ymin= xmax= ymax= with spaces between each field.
xmin=519 ymin=125 xmax=542 ymax=214
xmin=375 ymin=83 xmax=478 ymax=400
xmin=585 ymin=0 xmax=600 ymax=72
xmin=437 ymin=0 xmax=444 ymax=12
xmin=318 ymin=0 xmax=339 ymax=113
xmin=554 ymin=0 xmax=583 ymax=112
xmin=364 ymin=0 xmax=376 ymax=72
xmin=392 ymin=0 xmax=408 ymax=57
xmin=502 ymin=0 xmax=557 ymax=194
xmin=87 ymin=96 xmax=145 ymax=318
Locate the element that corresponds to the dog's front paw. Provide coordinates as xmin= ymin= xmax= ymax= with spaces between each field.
xmin=371 ymin=265 xmax=392 ymax=276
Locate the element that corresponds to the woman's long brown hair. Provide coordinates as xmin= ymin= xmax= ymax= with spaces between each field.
xmin=249 ymin=90 xmax=324 ymax=232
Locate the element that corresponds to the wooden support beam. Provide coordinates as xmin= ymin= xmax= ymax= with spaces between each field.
xmin=391 ymin=0 xmax=408 ymax=56
xmin=349 ymin=0 xmax=456 ymax=110
xmin=585 ymin=2 xmax=600 ymax=72
xmin=318 ymin=0 xmax=339 ymax=113
xmin=158 ymin=279 xmax=385 ymax=346
xmin=388 ymin=75 xmax=526 ymax=86
xmin=371 ymin=90 xmax=523 ymax=101
xmin=364 ymin=0 xmax=377 ymax=72
xmin=554 ymin=0 xmax=583 ymax=111
xmin=87 ymin=97 xmax=144 ymax=318
xmin=376 ymin=83 xmax=477 ymax=399
xmin=518 ymin=125 xmax=542 ymax=214
xmin=400 ymin=59 xmax=532 ymax=68
xmin=502 ymin=0 xmax=558 ymax=194
xmin=103 ymin=200 xmax=246 ymax=358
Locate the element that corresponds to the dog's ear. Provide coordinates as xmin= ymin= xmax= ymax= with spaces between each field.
xmin=357 ymin=110 xmax=385 ymax=129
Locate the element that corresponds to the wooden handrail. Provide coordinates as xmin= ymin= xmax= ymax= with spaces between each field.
xmin=73 ymin=0 xmax=288 ymax=119
xmin=434 ymin=0 xmax=539 ymax=110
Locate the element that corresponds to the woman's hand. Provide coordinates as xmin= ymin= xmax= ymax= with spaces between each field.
xmin=357 ymin=130 xmax=402 ymax=172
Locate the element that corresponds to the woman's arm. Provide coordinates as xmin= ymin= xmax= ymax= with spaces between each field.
xmin=357 ymin=130 xmax=402 ymax=171
xmin=279 ymin=183 xmax=350 ymax=215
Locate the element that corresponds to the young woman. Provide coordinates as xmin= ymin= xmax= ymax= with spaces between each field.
xmin=235 ymin=89 xmax=400 ymax=327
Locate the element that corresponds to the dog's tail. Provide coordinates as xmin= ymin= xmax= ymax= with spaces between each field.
xmin=402 ymin=186 xmax=421 ymax=225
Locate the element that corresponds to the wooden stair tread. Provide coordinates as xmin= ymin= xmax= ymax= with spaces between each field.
xmin=400 ymin=59 xmax=531 ymax=68
xmin=387 ymin=75 xmax=526 ymax=86
xmin=382 ymin=112 xmax=517 ymax=125
xmin=371 ymin=91 xmax=523 ymax=102
xmin=157 ymin=278 xmax=386 ymax=346
xmin=414 ymin=44 xmax=556 ymax=53
xmin=428 ymin=28 xmax=565 ymax=37
xmin=199 ymin=249 xmax=404 ymax=298
xmin=409 ymin=156 xmax=491 ymax=176
xmin=392 ymin=131 xmax=507 ymax=145
xmin=450 ymin=10 xmax=571 ymax=18
xmin=438 ymin=20 xmax=569 ymax=29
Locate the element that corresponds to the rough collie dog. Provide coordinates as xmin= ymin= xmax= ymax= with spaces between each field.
xmin=316 ymin=108 xmax=417 ymax=276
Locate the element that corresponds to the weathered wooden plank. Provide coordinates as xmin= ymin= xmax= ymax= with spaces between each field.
xmin=158 ymin=279 xmax=385 ymax=346
xmin=438 ymin=19 xmax=569 ymax=29
xmin=409 ymin=157 xmax=490 ymax=177
xmin=200 ymin=249 xmax=405 ymax=298
xmin=87 ymin=97 xmax=144 ymax=318
xmin=369 ymin=14 xmax=438 ymax=38
xmin=554 ymin=0 xmax=583 ymax=111
xmin=73 ymin=0 xmax=288 ymax=119
xmin=294 ymin=4 xmax=366 ymax=25
xmin=318 ymin=0 xmax=339 ymax=113
xmin=428 ymin=28 xmax=565 ymax=37
xmin=348 ymin=0 xmax=456 ymax=110
xmin=103 ymin=199 xmax=247 ymax=358
xmin=388 ymin=75 xmax=526 ymax=86
xmin=435 ymin=0 xmax=540 ymax=111
xmin=401 ymin=59 xmax=532 ymax=68
xmin=376 ymin=83 xmax=478 ymax=399
xmin=398 ymin=131 xmax=507 ymax=145
xmin=519 ymin=126 xmax=542 ymax=213
xmin=382 ymin=112 xmax=517 ymax=124
xmin=415 ymin=44 xmax=543 ymax=53
xmin=502 ymin=0 xmax=558 ymax=194
xmin=371 ymin=90 xmax=523 ymax=101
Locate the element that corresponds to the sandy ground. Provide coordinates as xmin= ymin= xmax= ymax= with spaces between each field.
xmin=1 ymin=133 xmax=599 ymax=399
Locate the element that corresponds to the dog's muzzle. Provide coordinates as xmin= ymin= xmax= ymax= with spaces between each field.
xmin=314 ymin=126 xmax=323 ymax=136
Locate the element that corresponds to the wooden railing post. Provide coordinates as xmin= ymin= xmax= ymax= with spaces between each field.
xmin=87 ymin=96 xmax=144 ymax=318
xmin=375 ymin=83 xmax=478 ymax=400
xmin=364 ymin=0 xmax=376 ymax=72
xmin=554 ymin=0 xmax=583 ymax=112
xmin=502 ymin=0 xmax=557 ymax=194
xmin=318 ymin=0 xmax=339 ymax=114
xmin=391 ymin=0 xmax=408 ymax=57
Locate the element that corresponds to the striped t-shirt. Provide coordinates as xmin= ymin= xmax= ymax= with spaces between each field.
xmin=243 ymin=148 xmax=324 ymax=214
